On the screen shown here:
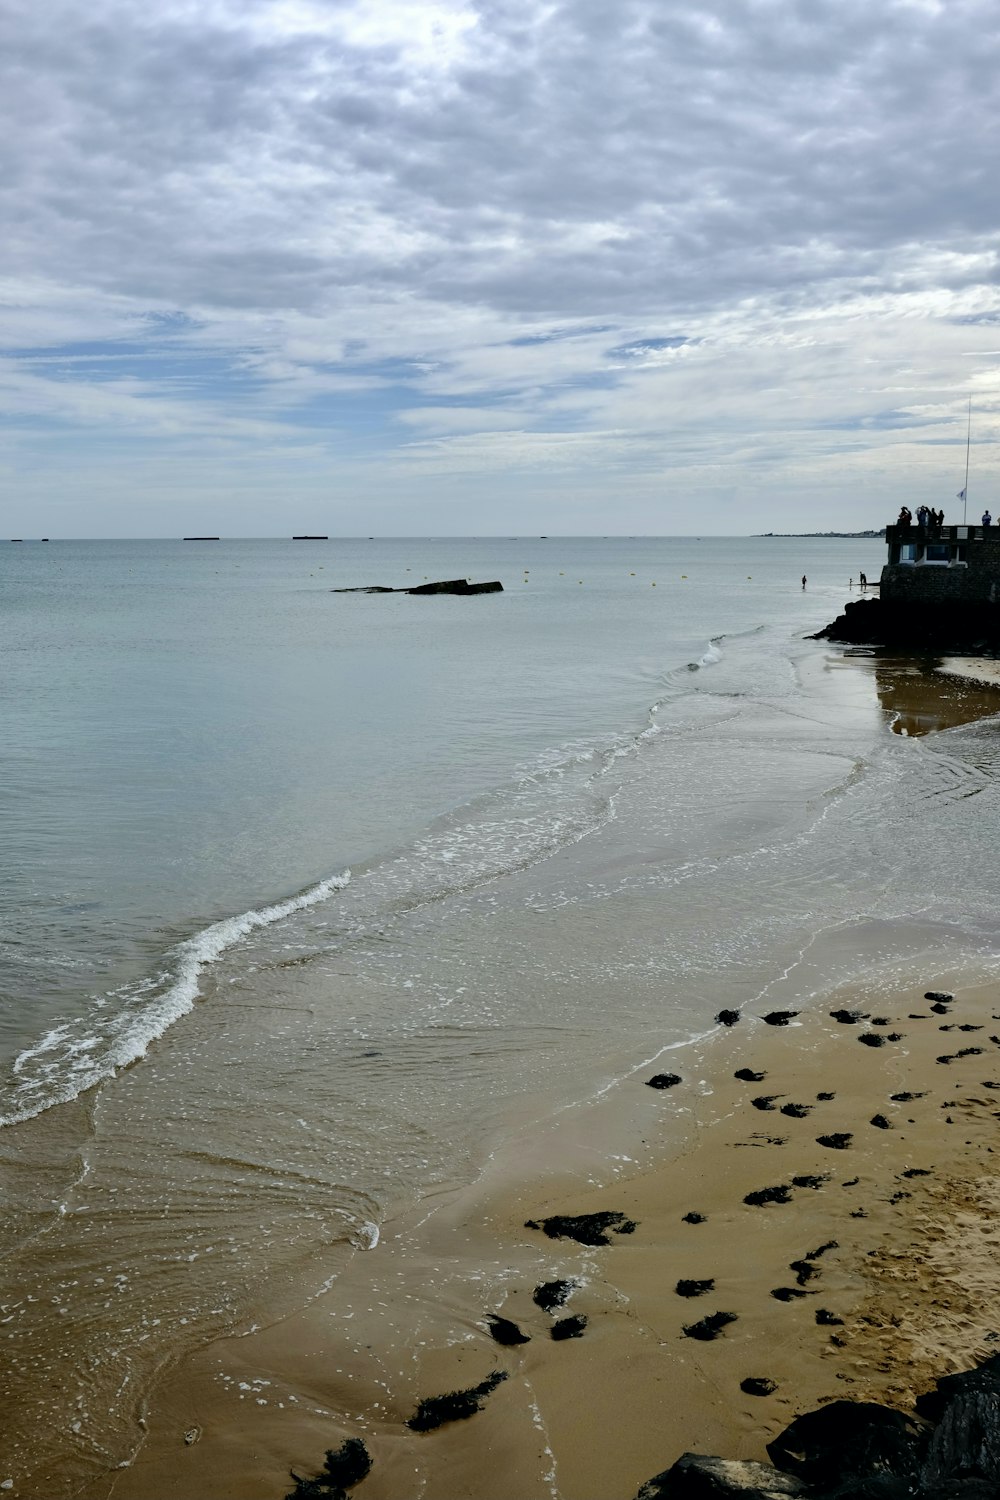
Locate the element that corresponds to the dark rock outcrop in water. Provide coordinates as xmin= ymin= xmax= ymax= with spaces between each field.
xmin=814 ymin=597 xmax=1000 ymax=651
xmin=634 ymin=1354 xmax=1000 ymax=1499
xmin=333 ymin=578 xmax=503 ymax=595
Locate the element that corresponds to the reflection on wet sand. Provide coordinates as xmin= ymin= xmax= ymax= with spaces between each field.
xmin=846 ymin=649 xmax=1000 ymax=736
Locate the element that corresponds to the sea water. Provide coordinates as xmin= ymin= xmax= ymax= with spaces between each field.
xmin=3 ymin=534 xmax=1000 ymax=1491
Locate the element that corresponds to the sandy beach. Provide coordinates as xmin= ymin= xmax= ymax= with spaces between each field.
xmin=104 ymin=958 xmax=1000 ymax=1500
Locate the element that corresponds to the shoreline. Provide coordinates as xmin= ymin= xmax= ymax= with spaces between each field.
xmin=7 ymin=643 xmax=996 ymax=1500
xmin=106 ymin=957 xmax=1000 ymax=1500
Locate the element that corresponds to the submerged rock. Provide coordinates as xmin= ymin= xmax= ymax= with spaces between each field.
xmin=333 ymin=578 xmax=503 ymax=595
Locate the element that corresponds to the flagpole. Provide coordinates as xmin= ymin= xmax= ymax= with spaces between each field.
xmin=963 ymin=395 xmax=971 ymax=525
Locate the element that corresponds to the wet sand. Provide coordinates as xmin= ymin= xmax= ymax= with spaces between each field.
xmin=103 ymin=966 xmax=1000 ymax=1500
xmin=938 ymin=655 xmax=1000 ymax=689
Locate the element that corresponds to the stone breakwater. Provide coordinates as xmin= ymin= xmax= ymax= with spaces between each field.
xmin=814 ymin=597 xmax=1000 ymax=651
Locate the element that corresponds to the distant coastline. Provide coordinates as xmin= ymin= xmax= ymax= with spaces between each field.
xmin=755 ymin=529 xmax=886 ymax=538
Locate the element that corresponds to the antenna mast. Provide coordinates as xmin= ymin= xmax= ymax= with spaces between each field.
xmin=963 ymin=395 xmax=972 ymax=524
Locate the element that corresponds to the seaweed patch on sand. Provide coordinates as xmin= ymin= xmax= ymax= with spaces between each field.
xmin=406 ymin=1371 xmax=508 ymax=1432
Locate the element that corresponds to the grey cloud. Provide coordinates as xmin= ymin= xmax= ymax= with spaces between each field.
xmin=4 ymin=0 xmax=1000 ymax=324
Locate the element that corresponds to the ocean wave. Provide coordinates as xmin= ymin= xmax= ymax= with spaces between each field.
xmin=0 ymin=618 xmax=765 ymax=1127
xmin=1 ymin=870 xmax=352 ymax=1127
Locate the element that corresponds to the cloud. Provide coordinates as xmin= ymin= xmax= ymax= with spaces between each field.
xmin=2 ymin=0 xmax=1000 ymax=530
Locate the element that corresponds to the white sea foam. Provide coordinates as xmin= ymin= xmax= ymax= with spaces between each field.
xmin=0 ymin=870 xmax=351 ymax=1127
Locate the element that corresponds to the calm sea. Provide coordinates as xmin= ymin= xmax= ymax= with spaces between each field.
xmin=3 ymin=534 xmax=1000 ymax=1491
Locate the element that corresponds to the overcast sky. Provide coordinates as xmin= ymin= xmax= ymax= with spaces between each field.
xmin=3 ymin=0 xmax=1000 ymax=536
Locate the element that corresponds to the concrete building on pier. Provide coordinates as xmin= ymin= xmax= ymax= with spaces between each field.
xmin=882 ymin=522 xmax=1000 ymax=604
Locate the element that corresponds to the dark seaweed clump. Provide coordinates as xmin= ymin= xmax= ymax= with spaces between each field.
xmin=780 ymin=1102 xmax=812 ymax=1118
xmin=805 ymin=1240 xmax=838 ymax=1260
xmin=817 ymin=1133 xmax=853 ymax=1150
xmin=858 ymin=1033 xmax=886 ymax=1048
xmin=485 ymin=1314 xmax=530 ymax=1346
xmin=741 ymin=1377 xmax=777 ymax=1396
xmin=744 ymin=1184 xmax=793 ymax=1206
xmin=716 ymin=1009 xmax=740 ymax=1026
xmin=734 ymin=1068 xmax=766 ymax=1082
xmin=551 ymin=1314 xmax=588 ymax=1340
xmin=815 ymin=1308 xmax=844 ymax=1326
xmin=682 ymin=1211 xmax=707 ymax=1224
xmin=792 ymin=1175 xmax=828 ymax=1190
xmin=870 ymin=1114 xmax=892 ymax=1130
xmin=524 ymin=1211 xmax=636 ymax=1245
xmin=830 ymin=1009 xmax=865 ymax=1024
xmin=763 ymin=1011 xmax=799 ymax=1026
xmin=682 ymin=1311 xmax=738 ymax=1341
xmin=646 ymin=1072 xmax=682 ymax=1090
xmin=676 ymin=1278 xmax=715 ymax=1298
xmin=407 ymin=1371 xmax=508 ymax=1432
xmin=533 ymin=1279 xmax=574 ymax=1313
xmin=286 ymin=1438 xmax=372 ymax=1500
